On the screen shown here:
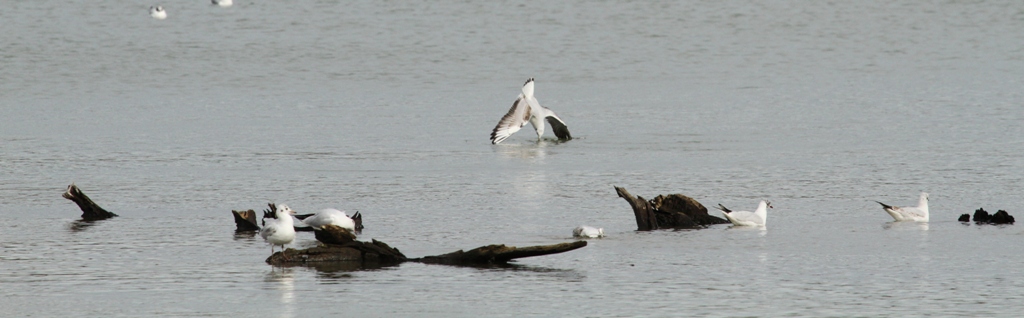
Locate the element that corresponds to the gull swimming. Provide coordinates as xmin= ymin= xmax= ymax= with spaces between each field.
xmin=260 ymin=204 xmax=297 ymax=254
xmin=490 ymin=78 xmax=572 ymax=144
xmin=716 ymin=200 xmax=772 ymax=227
xmin=149 ymin=5 xmax=167 ymax=19
xmin=573 ymin=225 xmax=605 ymax=238
xmin=875 ymin=192 xmax=929 ymax=222
xmin=212 ymin=0 xmax=233 ymax=7
xmin=296 ymin=209 xmax=361 ymax=232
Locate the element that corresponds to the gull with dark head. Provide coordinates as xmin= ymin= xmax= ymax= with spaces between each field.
xmin=716 ymin=200 xmax=772 ymax=227
xmin=875 ymin=192 xmax=929 ymax=222
xmin=212 ymin=0 xmax=233 ymax=7
xmin=490 ymin=78 xmax=572 ymax=144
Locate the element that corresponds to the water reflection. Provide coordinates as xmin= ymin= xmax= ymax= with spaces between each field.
xmin=67 ymin=219 xmax=101 ymax=232
xmin=264 ymin=268 xmax=296 ymax=318
xmin=494 ymin=141 xmax=549 ymax=160
xmin=882 ymin=222 xmax=929 ymax=231
xmin=233 ymin=230 xmax=258 ymax=241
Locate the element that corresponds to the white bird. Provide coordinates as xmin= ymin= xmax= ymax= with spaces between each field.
xmin=715 ymin=200 xmax=772 ymax=227
xmin=149 ymin=5 xmax=167 ymax=19
xmin=297 ymin=209 xmax=360 ymax=232
xmin=875 ymin=192 xmax=929 ymax=222
xmin=260 ymin=204 xmax=297 ymax=254
xmin=573 ymin=225 xmax=605 ymax=238
xmin=490 ymin=78 xmax=572 ymax=144
xmin=212 ymin=0 xmax=233 ymax=7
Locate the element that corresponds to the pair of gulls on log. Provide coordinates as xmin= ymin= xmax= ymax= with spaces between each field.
xmin=260 ymin=204 xmax=361 ymax=254
xmin=710 ymin=192 xmax=928 ymax=228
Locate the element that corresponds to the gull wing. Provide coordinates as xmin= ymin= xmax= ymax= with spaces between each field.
xmin=490 ymin=95 xmax=532 ymax=144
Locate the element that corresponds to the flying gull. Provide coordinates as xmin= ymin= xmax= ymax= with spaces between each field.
xmin=490 ymin=78 xmax=572 ymax=144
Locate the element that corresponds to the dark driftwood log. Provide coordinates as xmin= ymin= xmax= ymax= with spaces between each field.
xmin=62 ymin=184 xmax=118 ymax=220
xmin=232 ymin=209 xmax=260 ymax=231
xmin=413 ymin=241 xmax=588 ymax=266
xmin=958 ymin=213 xmax=971 ymax=222
xmin=266 ymin=232 xmax=587 ymax=267
xmin=266 ymin=238 xmax=408 ymax=266
xmin=614 ymin=186 xmax=728 ymax=230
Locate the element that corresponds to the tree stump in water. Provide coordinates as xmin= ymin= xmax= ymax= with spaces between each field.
xmin=614 ymin=186 xmax=728 ymax=230
xmin=62 ymin=184 xmax=118 ymax=220
xmin=232 ymin=209 xmax=260 ymax=232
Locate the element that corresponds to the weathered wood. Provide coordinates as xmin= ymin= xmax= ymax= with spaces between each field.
xmin=615 ymin=186 xmax=728 ymax=230
xmin=615 ymin=186 xmax=658 ymax=230
xmin=413 ymin=241 xmax=588 ymax=265
xmin=313 ymin=224 xmax=357 ymax=245
xmin=62 ymin=184 xmax=118 ymax=220
xmin=970 ymin=208 xmax=1015 ymax=224
xmin=232 ymin=209 xmax=260 ymax=231
xmin=266 ymin=238 xmax=407 ymax=266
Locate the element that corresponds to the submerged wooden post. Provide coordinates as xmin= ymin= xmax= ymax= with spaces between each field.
xmin=62 ymin=184 xmax=118 ymax=220
xmin=413 ymin=241 xmax=588 ymax=265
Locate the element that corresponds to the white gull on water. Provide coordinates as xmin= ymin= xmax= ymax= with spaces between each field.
xmin=716 ymin=200 xmax=772 ymax=227
xmin=875 ymin=192 xmax=929 ymax=222
xmin=260 ymin=204 xmax=297 ymax=254
xmin=489 ymin=78 xmax=572 ymax=144
xmin=572 ymin=225 xmax=605 ymax=238
xmin=149 ymin=5 xmax=167 ymax=19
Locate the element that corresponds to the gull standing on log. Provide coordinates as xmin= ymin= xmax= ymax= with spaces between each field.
xmin=875 ymin=192 xmax=929 ymax=222
xmin=490 ymin=78 xmax=572 ymax=144
xmin=260 ymin=204 xmax=297 ymax=254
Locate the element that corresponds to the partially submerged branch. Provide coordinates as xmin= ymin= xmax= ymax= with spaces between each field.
xmin=615 ymin=186 xmax=728 ymax=230
xmin=62 ymin=184 xmax=118 ymax=220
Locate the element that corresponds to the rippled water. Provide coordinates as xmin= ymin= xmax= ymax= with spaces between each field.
xmin=3 ymin=1 xmax=1024 ymax=316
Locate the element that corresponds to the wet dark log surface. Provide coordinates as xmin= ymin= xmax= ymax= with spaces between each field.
xmin=267 ymin=225 xmax=586 ymax=267
xmin=62 ymin=184 xmax=118 ymax=220
xmin=413 ymin=241 xmax=588 ymax=266
xmin=232 ymin=209 xmax=260 ymax=232
xmin=614 ymin=186 xmax=728 ymax=230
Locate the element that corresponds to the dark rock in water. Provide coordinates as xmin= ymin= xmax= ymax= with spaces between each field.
xmin=958 ymin=214 xmax=971 ymax=222
xmin=232 ymin=209 xmax=260 ymax=232
xmin=614 ymin=186 xmax=729 ymax=230
xmin=266 ymin=238 xmax=407 ymax=266
xmin=62 ymin=184 xmax=118 ymax=220
xmin=990 ymin=210 xmax=1015 ymax=224
xmin=973 ymin=208 xmax=992 ymax=223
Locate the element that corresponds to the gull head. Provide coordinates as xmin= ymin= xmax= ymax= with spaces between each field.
xmin=277 ymin=204 xmax=296 ymax=215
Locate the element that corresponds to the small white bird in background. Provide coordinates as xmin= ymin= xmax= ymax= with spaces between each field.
xmin=573 ymin=225 xmax=605 ymax=238
xmin=212 ymin=0 xmax=233 ymax=7
xmin=490 ymin=78 xmax=572 ymax=144
xmin=716 ymin=200 xmax=772 ymax=227
xmin=149 ymin=5 xmax=167 ymax=19
xmin=296 ymin=208 xmax=361 ymax=232
xmin=875 ymin=192 xmax=929 ymax=222
xmin=260 ymin=204 xmax=297 ymax=255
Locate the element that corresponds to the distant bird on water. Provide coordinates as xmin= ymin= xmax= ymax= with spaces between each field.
xmin=716 ymin=200 xmax=772 ymax=227
xmin=875 ymin=192 xmax=929 ymax=222
xmin=149 ymin=5 xmax=167 ymax=19
xmin=212 ymin=0 xmax=233 ymax=7
xmin=490 ymin=78 xmax=572 ymax=144
xmin=573 ymin=225 xmax=605 ymax=238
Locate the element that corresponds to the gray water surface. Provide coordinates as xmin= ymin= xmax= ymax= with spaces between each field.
xmin=3 ymin=1 xmax=1024 ymax=316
